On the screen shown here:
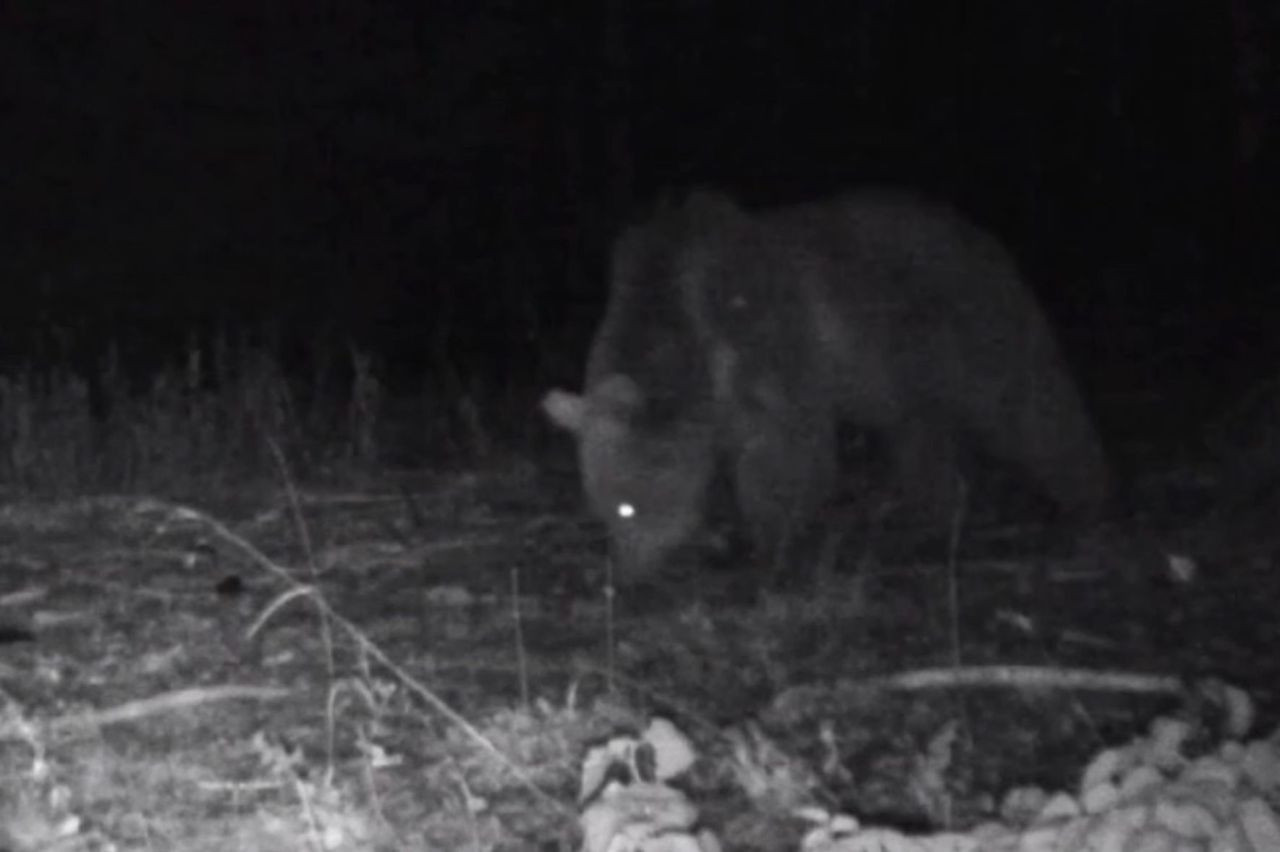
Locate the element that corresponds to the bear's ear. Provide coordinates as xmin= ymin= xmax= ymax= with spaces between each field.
xmin=591 ymin=374 xmax=643 ymax=419
xmin=543 ymin=376 xmax=643 ymax=435
xmin=541 ymin=389 xmax=587 ymax=434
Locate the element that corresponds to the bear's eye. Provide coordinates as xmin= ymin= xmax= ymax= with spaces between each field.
xmin=615 ymin=502 xmax=636 ymax=520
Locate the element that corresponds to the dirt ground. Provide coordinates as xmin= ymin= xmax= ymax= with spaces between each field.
xmin=0 ymin=455 xmax=1276 ymax=851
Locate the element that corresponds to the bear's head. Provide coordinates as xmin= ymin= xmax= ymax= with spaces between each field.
xmin=543 ymin=374 xmax=717 ymax=584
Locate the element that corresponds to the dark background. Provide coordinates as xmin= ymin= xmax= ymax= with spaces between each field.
xmin=1 ymin=1 xmax=1275 ymax=463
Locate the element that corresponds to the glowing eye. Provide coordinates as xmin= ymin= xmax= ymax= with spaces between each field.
xmin=616 ymin=502 xmax=636 ymax=520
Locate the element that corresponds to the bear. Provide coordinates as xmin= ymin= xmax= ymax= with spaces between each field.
xmin=543 ymin=190 xmax=1108 ymax=587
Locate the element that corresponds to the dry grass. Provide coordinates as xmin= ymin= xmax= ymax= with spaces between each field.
xmin=0 ymin=335 xmax=393 ymax=497
xmin=0 ymin=343 xmax=1278 ymax=850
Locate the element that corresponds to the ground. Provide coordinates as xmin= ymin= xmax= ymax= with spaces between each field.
xmin=0 ymin=453 xmax=1277 ymax=851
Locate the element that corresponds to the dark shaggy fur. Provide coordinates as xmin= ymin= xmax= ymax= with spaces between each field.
xmin=545 ymin=191 xmax=1107 ymax=585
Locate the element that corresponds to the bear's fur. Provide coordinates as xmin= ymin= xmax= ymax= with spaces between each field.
xmin=544 ymin=191 xmax=1107 ymax=584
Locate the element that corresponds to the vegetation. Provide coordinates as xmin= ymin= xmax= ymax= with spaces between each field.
xmin=0 ymin=346 xmax=1278 ymax=851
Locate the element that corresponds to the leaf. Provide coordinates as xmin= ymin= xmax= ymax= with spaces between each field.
xmin=579 ymin=781 xmax=700 ymax=852
xmin=644 ymin=717 xmax=697 ymax=781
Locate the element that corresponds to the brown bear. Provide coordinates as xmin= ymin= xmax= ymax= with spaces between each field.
xmin=543 ymin=190 xmax=1107 ymax=586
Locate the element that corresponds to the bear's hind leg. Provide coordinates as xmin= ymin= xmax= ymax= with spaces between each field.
xmin=888 ymin=414 xmax=968 ymax=539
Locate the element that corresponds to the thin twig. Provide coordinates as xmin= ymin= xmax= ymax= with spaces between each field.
xmin=147 ymin=498 xmax=568 ymax=815
xmin=48 ymin=685 xmax=290 ymax=733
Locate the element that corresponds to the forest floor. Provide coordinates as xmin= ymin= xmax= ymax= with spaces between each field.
xmin=0 ymin=456 xmax=1278 ymax=851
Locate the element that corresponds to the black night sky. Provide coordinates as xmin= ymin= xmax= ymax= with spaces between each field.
xmin=1 ymin=2 xmax=1276 ymax=464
